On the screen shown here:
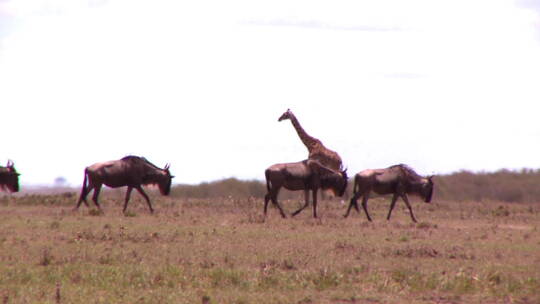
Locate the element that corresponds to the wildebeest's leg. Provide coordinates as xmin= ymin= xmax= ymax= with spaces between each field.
xmin=265 ymin=186 xmax=286 ymax=218
xmin=361 ymin=194 xmax=373 ymax=222
xmin=135 ymin=186 xmax=154 ymax=213
xmin=269 ymin=190 xmax=286 ymax=218
xmin=344 ymin=191 xmax=361 ymax=218
xmin=312 ymin=189 xmax=318 ymax=218
xmin=123 ymin=187 xmax=133 ymax=213
xmin=291 ymin=190 xmax=310 ymax=217
xmin=263 ymin=193 xmax=271 ymax=216
xmin=271 ymin=197 xmax=287 ymax=218
xmin=91 ymin=184 xmax=103 ymax=210
xmin=400 ymin=194 xmax=417 ymax=223
xmin=386 ymin=193 xmax=399 ymax=220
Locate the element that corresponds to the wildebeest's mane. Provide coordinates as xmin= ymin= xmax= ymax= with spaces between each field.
xmin=121 ymin=155 xmax=162 ymax=171
xmin=389 ymin=164 xmax=423 ymax=181
xmin=121 ymin=155 xmax=142 ymax=162
xmin=318 ymin=164 xmax=338 ymax=178
xmin=306 ymin=159 xmax=336 ymax=177
xmin=312 ymin=159 xmax=347 ymax=191
xmin=0 ymin=166 xmax=18 ymax=176
xmin=0 ymin=165 xmax=15 ymax=174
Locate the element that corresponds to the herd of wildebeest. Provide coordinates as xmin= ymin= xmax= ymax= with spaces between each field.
xmin=0 ymin=109 xmax=435 ymax=222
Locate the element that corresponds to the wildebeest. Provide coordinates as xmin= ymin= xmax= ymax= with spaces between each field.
xmin=0 ymin=160 xmax=20 ymax=193
xmin=264 ymin=159 xmax=348 ymax=218
xmin=75 ymin=156 xmax=174 ymax=213
xmin=344 ymin=164 xmax=434 ymax=222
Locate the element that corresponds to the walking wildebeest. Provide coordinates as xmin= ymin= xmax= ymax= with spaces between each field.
xmin=344 ymin=164 xmax=434 ymax=222
xmin=75 ymin=156 xmax=174 ymax=213
xmin=264 ymin=159 xmax=348 ymax=218
xmin=0 ymin=160 xmax=20 ymax=193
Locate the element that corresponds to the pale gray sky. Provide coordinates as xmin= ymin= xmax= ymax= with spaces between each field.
xmin=1 ymin=0 xmax=539 ymax=186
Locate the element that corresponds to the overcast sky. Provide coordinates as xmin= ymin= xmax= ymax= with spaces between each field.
xmin=1 ymin=0 xmax=539 ymax=186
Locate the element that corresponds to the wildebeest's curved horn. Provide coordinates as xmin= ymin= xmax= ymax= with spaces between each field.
xmin=164 ymin=163 xmax=170 ymax=170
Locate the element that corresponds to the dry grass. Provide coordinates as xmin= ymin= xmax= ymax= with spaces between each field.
xmin=0 ymin=192 xmax=539 ymax=303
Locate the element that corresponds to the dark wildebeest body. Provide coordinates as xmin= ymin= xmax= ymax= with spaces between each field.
xmin=264 ymin=159 xmax=347 ymax=218
xmin=345 ymin=164 xmax=433 ymax=222
xmin=75 ymin=156 xmax=173 ymax=213
xmin=0 ymin=160 xmax=20 ymax=193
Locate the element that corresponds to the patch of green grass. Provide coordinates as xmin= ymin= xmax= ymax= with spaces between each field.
xmin=492 ymin=205 xmax=510 ymax=217
xmin=312 ymin=268 xmax=342 ymax=291
xmin=50 ymin=220 xmax=61 ymax=229
xmin=416 ymin=221 xmax=437 ymax=229
xmin=39 ymin=247 xmax=54 ymax=266
xmin=398 ymin=235 xmax=410 ymax=242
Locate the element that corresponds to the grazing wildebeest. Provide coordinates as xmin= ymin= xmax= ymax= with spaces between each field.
xmin=75 ymin=156 xmax=174 ymax=213
xmin=0 ymin=160 xmax=20 ymax=193
xmin=344 ymin=164 xmax=434 ymax=222
xmin=264 ymin=159 xmax=348 ymax=218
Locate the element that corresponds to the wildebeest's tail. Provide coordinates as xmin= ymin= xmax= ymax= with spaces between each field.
xmin=76 ymin=168 xmax=89 ymax=207
xmin=352 ymin=174 xmax=360 ymax=195
xmin=265 ymin=169 xmax=272 ymax=193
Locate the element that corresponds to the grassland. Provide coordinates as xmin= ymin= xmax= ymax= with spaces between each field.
xmin=0 ymin=191 xmax=539 ymax=303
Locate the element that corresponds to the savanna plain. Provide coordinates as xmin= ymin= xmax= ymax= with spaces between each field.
xmin=0 ymin=187 xmax=539 ymax=304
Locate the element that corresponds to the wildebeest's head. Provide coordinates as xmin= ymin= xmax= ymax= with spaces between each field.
xmin=157 ymin=164 xmax=174 ymax=196
xmin=322 ymin=167 xmax=348 ymax=197
xmin=421 ymin=176 xmax=434 ymax=203
xmin=0 ymin=160 xmax=20 ymax=193
xmin=278 ymin=108 xmax=293 ymax=122
xmin=336 ymin=168 xmax=348 ymax=196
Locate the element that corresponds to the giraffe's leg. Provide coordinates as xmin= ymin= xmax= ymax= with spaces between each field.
xmin=292 ymin=189 xmax=310 ymax=217
xmin=312 ymin=189 xmax=318 ymax=218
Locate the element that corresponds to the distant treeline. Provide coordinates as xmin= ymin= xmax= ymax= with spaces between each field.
xmin=435 ymin=168 xmax=540 ymax=203
xmin=171 ymin=169 xmax=540 ymax=203
xmin=171 ymin=178 xmax=267 ymax=199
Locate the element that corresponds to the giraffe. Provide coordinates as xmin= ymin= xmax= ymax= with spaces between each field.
xmin=278 ymin=109 xmax=343 ymax=171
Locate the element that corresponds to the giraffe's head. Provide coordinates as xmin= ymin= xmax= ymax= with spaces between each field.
xmin=278 ymin=109 xmax=293 ymax=122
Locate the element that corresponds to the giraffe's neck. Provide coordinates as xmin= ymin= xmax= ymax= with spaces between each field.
xmin=288 ymin=114 xmax=319 ymax=151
